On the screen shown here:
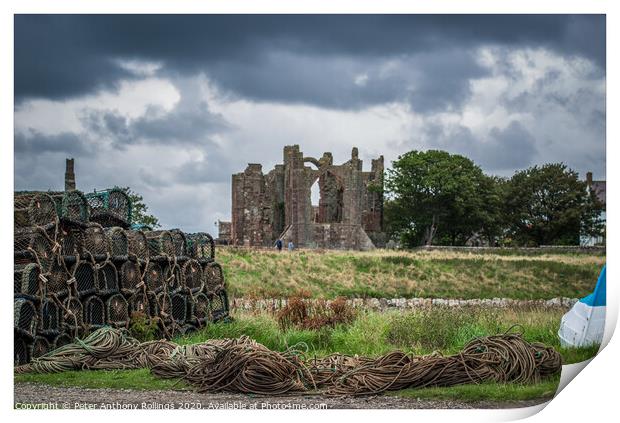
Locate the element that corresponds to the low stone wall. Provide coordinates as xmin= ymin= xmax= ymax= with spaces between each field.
xmin=231 ymin=297 xmax=578 ymax=313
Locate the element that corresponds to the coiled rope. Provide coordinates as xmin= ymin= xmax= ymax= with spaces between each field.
xmin=15 ymin=327 xmax=562 ymax=396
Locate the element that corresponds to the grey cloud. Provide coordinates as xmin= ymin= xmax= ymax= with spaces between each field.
xmin=14 ymin=130 xmax=91 ymax=155
xmin=15 ymin=15 xmax=605 ymax=111
xmin=423 ymin=121 xmax=537 ymax=172
xmin=81 ymin=79 xmax=229 ymax=149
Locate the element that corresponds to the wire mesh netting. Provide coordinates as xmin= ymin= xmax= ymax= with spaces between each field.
xmin=30 ymin=336 xmax=52 ymax=359
xmin=182 ymin=259 xmax=203 ymax=293
xmin=46 ymin=260 xmax=70 ymax=298
xmin=39 ymin=297 xmax=62 ymax=336
xmin=171 ymin=293 xmax=189 ymax=324
xmin=106 ymin=293 xmax=129 ymax=328
xmin=156 ymin=292 xmax=172 ymax=322
xmin=192 ymin=292 xmax=211 ymax=325
xmin=209 ymin=290 xmax=230 ymax=322
xmin=106 ymin=227 xmax=129 ymax=257
xmin=145 ymin=230 xmax=175 ymax=257
xmin=72 ymin=261 xmax=97 ymax=298
xmin=51 ymin=190 xmax=90 ymax=224
xmin=14 ymin=297 xmax=38 ymax=339
xmin=14 ymin=226 xmax=55 ymax=272
xmin=129 ymin=291 xmax=159 ymax=318
xmin=163 ymin=262 xmax=182 ymax=293
xmin=58 ymin=222 xmax=84 ymax=257
xmin=144 ymin=262 xmax=165 ymax=293
xmin=52 ymin=333 xmax=73 ymax=350
xmin=186 ymin=232 xmax=215 ymax=260
xmin=170 ymin=229 xmax=188 ymax=257
xmin=83 ymin=295 xmax=106 ymax=330
xmin=119 ymin=260 xmax=141 ymax=295
xmin=14 ymin=192 xmax=59 ymax=228
xmin=86 ymin=188 xmax=132 ymax=227
xmin=14 ymin=335 xmax=30 ymax=366
xmin=97 ymin=261 xmax=119 ymax=295
xmin=14 ymin=263 xmax=41 ymax=297
xmin=127 ymin=230 xmax=149 ymax=260
xmin=83 ymin=223 xmax=110 ymax=257
xmin=62 ymin=297 xmax=84 ymax=337
xmin=203 ymin=262 xmax=225 ymax=295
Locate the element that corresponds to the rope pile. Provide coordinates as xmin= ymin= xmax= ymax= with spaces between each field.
xmin=15 ymin=327 xmax=562 ymax=397
xmin=14 ymin=189 xmax=229 ymax=366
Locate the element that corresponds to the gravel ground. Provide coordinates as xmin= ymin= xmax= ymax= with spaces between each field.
xmin=14 ymin=383 xmax=551 ymax=410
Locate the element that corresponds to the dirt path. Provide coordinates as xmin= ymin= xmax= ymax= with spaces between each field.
xmin=14 ymin=383 xmax=551 ymax=410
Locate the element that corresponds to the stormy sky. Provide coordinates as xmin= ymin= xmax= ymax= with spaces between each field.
xmin=14 ymin=15 xmax=606 ymax=233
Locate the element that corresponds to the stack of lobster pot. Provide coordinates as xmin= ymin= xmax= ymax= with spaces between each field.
xmin=14 ymin=187 xmax=230 ymax=366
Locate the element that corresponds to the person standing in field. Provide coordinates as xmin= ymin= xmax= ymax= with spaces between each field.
xmin=288 ymin=241 xmax=294 ymax=251
xmin=275 ymin=238 xmax=283 ymax=252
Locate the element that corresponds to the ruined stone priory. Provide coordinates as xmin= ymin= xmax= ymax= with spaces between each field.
xmin=228 ymin=145 xmax=385 ymax=250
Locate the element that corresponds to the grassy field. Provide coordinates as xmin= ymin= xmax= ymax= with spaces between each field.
xmin=217 ymin=248 xmax=604 ymax=300
xmin=15 ymin=249 xmax=604 ymax=403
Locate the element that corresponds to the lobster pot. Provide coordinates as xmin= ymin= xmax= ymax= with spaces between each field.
xmin=171 ymin=293 xmax=190 ymax=324
xmin=83 ymin=223 xmax=110 ymax=256
xmin=203 ymin=262 xmax=225 ymax=295
xmin=14 ymin=335 xmax=30 ymax=366
xmin=14 ymin=298 xmax=38 ymax=339
xmin=129 ymin=291 xmax=159 ymax=318
xmin=83 ymin=295 xmax=106 ymax=329
xmin=39 ymin=297 xmax=62 ymax=336
xmin=51 ymin=190 xmax=90 ymax=224
xmin=193 ymin=292 xmax=211 ymax=325
xmin=30 ymin=336 xmax=52 ymax=359
xmin=62 ymin=297 xmax=84 ymax=336
xmin=72 ymin=261 xmax=97 ymax=298
xmin=145 ymin=230 xmax=175 ymax=257
xmin=86 ymin=188 xmax=132 ymax=227
xmin=209 ymin=290 xmax=230 ymax=322
xmin=119 ymin=261 xmax=140 ymax=295
xmin=182 ymin=260 xmax=203 ymax=293
xmin=14 ymin=263 xmax=40 ymax=296
xmin=14 ymin=192 xmax=58 ymax=228
xmin=106 ymin=227 xmax=129 ymax=257
xmin=187 ymin=232 xmax=215 ymax=260
xmin=156 ymin=292 xmax=172 ymax=320
xmin=170 ymin=229 xmax=188 ymax=257
xmin=163 ymin=262 xmax=182 ymax=293
xmin=53 ymin=333 xmax=73 ymax=350
xmin=46 ymin=260 xmax=70 ymax=298
xmin=144 ymin=262 xmax=165 ymax=293
xmin=106 ymin=293 xmax=129 ymax=328
xmin=97 ymin=261 xmax=119 ymax=295
xmin=57 ymin=221 xmax=84 ymax=257
xmin=127 ymin=230 xmax=149 ymax=260
xmin=14 ymin=227 xmax=54 ymax=272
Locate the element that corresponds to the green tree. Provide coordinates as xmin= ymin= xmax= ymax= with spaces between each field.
xmin=121 ymin=187 xmax=160 ymax=228
xmin=385 ymin=150 xmax=502 ymax=247
xmin=504 ymin=163 xmax=603 ymax=246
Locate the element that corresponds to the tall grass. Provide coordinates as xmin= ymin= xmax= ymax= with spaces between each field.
xmin=176 ymin=308 xmax=599 ymax=364
xmin=217 ymin=248 xmax=604 ymax=300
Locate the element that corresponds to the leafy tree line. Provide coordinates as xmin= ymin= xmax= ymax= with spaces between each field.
xmin=384 ymin=150 xmax=604 ymax=247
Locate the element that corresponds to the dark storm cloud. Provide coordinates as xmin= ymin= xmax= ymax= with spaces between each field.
xmin=15 ymin=14 xmax=605 ymax=111
xmin=422 ymin=121 xmax=537 ymax=172
xmin=14 ymin=130 xmax=91 ymax=155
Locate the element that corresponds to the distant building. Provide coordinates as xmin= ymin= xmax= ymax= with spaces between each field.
xmin=217 ymin=220 xmax=232 ymax=245
xmin=581 ymin=171 xmax=606 ymax=246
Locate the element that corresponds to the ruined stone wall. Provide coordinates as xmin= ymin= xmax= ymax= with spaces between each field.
xmin=231 ymin=145 xmax=385 ymax=249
